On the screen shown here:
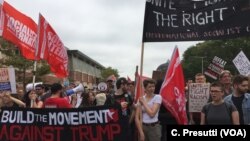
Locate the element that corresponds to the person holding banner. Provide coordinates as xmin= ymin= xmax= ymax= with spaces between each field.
xmin=200 ymin=82 xmax=239 ymax=125
xmin=0 ymin=91 xmax=25 ymax=108
xmin=189 ymin=73 xmax=207 ymax=125
xmin=22 ymin=90 xmax=43 ymax=108
xmin=135 ymin=79 xmax=162 ymax=141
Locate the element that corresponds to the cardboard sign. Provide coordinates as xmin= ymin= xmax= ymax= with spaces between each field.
xmin=233 ymin=51 xmax=250 ymax=76
xmin=188 ymin=83 xmax=210 ymax=112
xmin=0 ymin=67 xmax=16 ymax=93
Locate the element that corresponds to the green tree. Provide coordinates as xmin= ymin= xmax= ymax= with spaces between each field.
xmin=101 ymin=66 xmax=119 ymax=80
xmin=182 ymin=37 xmax=250 ymax=82
xmin=0 ymin=38 xmax=51 ymax=92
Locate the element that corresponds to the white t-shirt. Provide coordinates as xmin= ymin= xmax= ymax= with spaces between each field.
xmin=142 ymin=94 xmax=162 ymax=123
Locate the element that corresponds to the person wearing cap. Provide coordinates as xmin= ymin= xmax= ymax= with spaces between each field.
xmin=95 ymin=82 xmax=108 ymax=106
xmin=105 ymin=77 xmax=133 ymax=115
xmin=95 ymin=93 xmax=107 ymax=106
xmin=106 ymin=75 xmax=116 ymax=95
xmin=105 ymin=77 xmax=133 ymax=139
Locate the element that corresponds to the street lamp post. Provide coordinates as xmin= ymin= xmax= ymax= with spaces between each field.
xmin=201 ymin=57 xmax=207 ymax=74
xmin=194 ymin=56 xmax=206 ymax=74
xmin=201 ymin=57 xmax=204 ymax=74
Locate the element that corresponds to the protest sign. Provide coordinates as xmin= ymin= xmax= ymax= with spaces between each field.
xmin=0 ymin=105 xmax=128 ymax=141
xmin=233 ymin=50 xmax=250 ymax=76
xmin=188 ymin=83 xmax=210 ymax=112
xmin=0 ymin=67 xmax=16 ymax=93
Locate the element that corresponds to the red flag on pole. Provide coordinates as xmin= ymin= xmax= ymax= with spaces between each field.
xmin=2 ymin=1 xmax=37 ymax=60
xmin=160 ymin=47 xmax=188 ymax=125
xmin=127 ymin=76 xmax=132 ymax=83
xmin=134 ymin=73 xmax=149 ymax=103
xmin=0 ymin=0 xmax=4 ymax=36
xmin=37 ymin=14 xmax=68 ymax=78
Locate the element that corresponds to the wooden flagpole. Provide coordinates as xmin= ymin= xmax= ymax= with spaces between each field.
xmin=140 ymin=43 xmax=144 ymax=79
xmin=32 ymin=14 xmax=41 ymax=90
xmin=138 ymin=42 xmax=144 ymax=139
xmin=31 ymin=14 xmax=41 ymax=107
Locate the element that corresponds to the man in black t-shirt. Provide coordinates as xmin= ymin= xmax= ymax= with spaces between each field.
xmin=105 ymin=77 xmax=133 ymax=140
xmin=105 ymin=77 xmax=133 ymax=116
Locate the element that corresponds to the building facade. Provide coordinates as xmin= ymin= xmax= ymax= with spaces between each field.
xmin=67 ymin=50 xmax=105 ymax=89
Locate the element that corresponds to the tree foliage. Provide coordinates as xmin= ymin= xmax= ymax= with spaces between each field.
xmin=0 ymin=38 xmax=51 ymax=90
xmin=182 ymin=37 xmax=250 ymax=82
xmin=101 ymin=66 xmax=119 ymax=80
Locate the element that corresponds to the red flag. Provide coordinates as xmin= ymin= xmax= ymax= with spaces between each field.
xmin=127 ymin=76 xmax=132 ymax=83
xmin=134 ymin=73 xmax=149 ymax=103
xmin=37 ymin=14 xmax=68 ymax=78
xmin=2 ymin=1 xmax=37 ymax=60
xmin=160 ymin=47 xmax=188 ymax=125
xmin=0 ymin=1 xmax=4 ymax=36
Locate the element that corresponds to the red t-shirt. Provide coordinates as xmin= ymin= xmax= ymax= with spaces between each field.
xmin=43 ymin=97 xmax=72 ymax=108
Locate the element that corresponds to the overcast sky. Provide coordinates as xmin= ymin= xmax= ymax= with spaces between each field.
xmin=6 ymin=0 xmax=201 ymax=79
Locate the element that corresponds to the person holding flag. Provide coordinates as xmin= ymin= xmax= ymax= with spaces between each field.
xmin=135 ymin=78 xmax=162 ymax=141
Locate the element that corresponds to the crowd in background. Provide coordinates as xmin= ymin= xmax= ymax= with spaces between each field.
xmin=1 ymin=70 xmax=250 ymax=141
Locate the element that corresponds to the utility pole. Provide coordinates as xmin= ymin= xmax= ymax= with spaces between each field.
xmin=194 ymin=56 xmax=206 ymax=74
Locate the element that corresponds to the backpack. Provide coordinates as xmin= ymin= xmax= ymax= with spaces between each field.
xmin=204 ymin=102 xmax=233 ymax=124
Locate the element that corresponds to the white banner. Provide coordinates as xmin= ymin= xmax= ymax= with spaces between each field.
xmin=188 ymin=83 xmax=210 ymax=112
xmin=233 ymin=51 xmax=250 ymax=76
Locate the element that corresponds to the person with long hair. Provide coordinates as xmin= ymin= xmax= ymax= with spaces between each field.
xmin=23 ymin=90 xmax=43 ymax=108
xmin=79 ymin=91 xmax=96 ymax=107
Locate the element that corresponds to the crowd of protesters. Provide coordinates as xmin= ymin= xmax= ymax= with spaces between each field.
xmin=1 ymin=70 xmax=250 ymax=141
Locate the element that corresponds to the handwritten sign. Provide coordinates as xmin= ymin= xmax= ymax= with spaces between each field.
xmin=233 ymin=50 xmax=250 ymax=76
xmin=0 ymin=67 xmax=16 ymax=93
xmin=204 ymin=56 xmax=226 ymax=80
xmin=188 ymin=83 xmax=210 ymax=112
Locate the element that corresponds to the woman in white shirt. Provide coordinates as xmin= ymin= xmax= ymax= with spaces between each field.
xmin=135 ymin=79 xmax=162 ymax=141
